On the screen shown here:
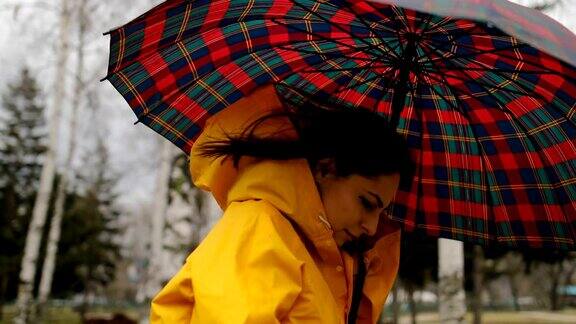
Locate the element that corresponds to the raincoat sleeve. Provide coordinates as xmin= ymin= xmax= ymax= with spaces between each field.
xmin=150 ymin=257 xmax=195 ymax=323
xmin=150 ymin=201 xmax=305 ymax=323
xmin=361 ymin=229 xmax=401 ymax=322
xmin=356 ymin=218 xmax=402 ymax=323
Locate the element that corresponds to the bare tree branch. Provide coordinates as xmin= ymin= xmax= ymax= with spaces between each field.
xmin=531 ymin=0 xmax=562 ymax=11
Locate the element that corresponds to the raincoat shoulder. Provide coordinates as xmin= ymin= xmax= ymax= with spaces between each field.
xmin=151 ymin=199 xmax=316 ymax=323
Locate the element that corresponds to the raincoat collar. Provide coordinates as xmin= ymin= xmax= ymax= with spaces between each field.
xmin=189 ymin=84 xmax=343 ymax=265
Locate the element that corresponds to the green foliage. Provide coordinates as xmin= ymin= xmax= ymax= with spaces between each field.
xmin=0 ymin=67 xmax=47 ymax=304
xmin=166 ymin=152 xmax=204 ymax=253
xmin=50 ymin=137 xmax=121 ymax=298
xmin=0 ymin=72 xmax=121 ymax=303
xmin=0 ymin=67 xmax=47 ymax=198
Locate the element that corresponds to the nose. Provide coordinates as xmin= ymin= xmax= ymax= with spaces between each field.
xmin=361 ymin=212 xmax=380 ymax=236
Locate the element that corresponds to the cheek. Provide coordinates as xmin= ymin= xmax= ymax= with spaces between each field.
xmin=324 ymin=188 xmax=360 ymax=230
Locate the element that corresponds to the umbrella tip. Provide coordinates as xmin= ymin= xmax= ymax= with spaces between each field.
xmin=134 ymin=120 xmax=140 ymax=125
xmin=99 ymin=76 xmax=108 ymax=82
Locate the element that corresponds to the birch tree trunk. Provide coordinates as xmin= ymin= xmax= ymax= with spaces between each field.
xmin=438 ymin=238 xmax=466 ymax=324
xmin=472 ymin=245 xmax=484 ymax=324
xmin=145 ymin=140 xmax=176 ymax=299
xmin=37 ymin=0 xmax=87 ymax=308
xmin=15 ymin=0 xmax=71 ymax=322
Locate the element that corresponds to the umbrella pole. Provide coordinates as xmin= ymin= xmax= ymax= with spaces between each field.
xmin=390 ymin=35 xmax=417 ymax=129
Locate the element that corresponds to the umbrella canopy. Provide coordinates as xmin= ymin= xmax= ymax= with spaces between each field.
xmin=103 ymin=0 xmax=576 ymax=249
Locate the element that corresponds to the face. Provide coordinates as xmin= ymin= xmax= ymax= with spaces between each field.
xmin=314 ymin=160 xmax=401 ymax=247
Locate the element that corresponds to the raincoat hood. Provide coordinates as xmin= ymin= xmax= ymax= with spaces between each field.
xmin=189 ymin=84 xmax=341 ymax=263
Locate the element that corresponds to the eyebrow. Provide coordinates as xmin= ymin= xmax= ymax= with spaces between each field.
xmin=367 ymin=191 xmax=384 ymax=208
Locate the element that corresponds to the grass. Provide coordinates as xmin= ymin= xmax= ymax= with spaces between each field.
xmin=2 ymin=305 xmax=576 ymax=323
xmin=1 ymin=306 xmax=81 ymax=324
xmin=0 ymin=305 xmax=140 ymax=324
xmin=391 ymin=310 xmax=576 ymax=324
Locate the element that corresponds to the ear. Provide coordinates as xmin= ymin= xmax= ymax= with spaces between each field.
xmin=314 ymin=158 xmax=337 ymax=179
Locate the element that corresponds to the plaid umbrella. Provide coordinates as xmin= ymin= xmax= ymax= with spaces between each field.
xmin=103 ymin=0 xmax=576 ymax=250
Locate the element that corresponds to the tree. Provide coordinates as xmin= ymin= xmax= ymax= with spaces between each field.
xmin=470 ymin=245 xmax=484 ymax=324
xmin=529 ymin=0 xmax=563 ymax=11
xmin=462 ymin=243 xmax=502 ymax=324
xmin=396 ymin=233 xmax=438 ymax=324
xmin=15 ymin=0 xmax=71 ymax=321
xmin=438 ymin=239 xmax=466 ymax=324
xmin=53 ymin=136 xmax=121 ymax=319
xmin=143 ymin=140 xmax=177 ymax=301
xmin=0 ymin=67 xmax=47 ymax=318
xmin=37 ymin=0 xmax=88 ymax=308
xmin=167 ymin=152 xmax=208 ymax=254
xmin=522 ymin=249 xmax=576 ymax=310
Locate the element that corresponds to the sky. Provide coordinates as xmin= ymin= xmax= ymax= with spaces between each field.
xmin=0 ymin=0 xmax=575 ymax=214
xmin=0 ymin=0 xmax=165 ymax=211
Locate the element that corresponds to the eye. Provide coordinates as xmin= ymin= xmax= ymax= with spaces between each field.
xmin=359 ymin=196 xmax=376 ymax=211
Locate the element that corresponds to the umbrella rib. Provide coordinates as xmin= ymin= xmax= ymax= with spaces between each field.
xmin=420 ymin=35 xmax=574 ymax=80
xmin=273 ymin=59 xmax=393 ymax=108
xmin=358 ymin=1 xmax=409 ymax=57
xmin=329 ymin=62 xmax=378 ymax=103
xmin=420 ymin=43 xmax=566 ymax=128
xmin=418 ymin=67 xmax=515 ymax=118
xmin=336 ymin=0 xmax=429 ymax=64
xmin=427 ymin=44 xmax=576 ymax=129
xmin=422 ymin=41 xmax=576 ymax=123
xmin=417 ymin=24 xmax=491 ymax=54
xmin=419 ymin=37 xmax=528 ymax=61
xmin=420 ymin=16 xmax=454 ymax=36
xmin=271 ymin=18 xmax=398 ymax=64
xmin=417 ymin=41 xmax=531 ymax=65
xmin=422 ymin=23 xmax=490 ymax=38
xmin=350 ymin=3 xmax=411 ymax=38
xmin=428 ymin=62 xmax=576 ymax=98
xmin=273 ymin=82 xmax=322 ymax=107
xmin=428 ymin=64 xmax=570 ymax=77
xmin=298 ymin=62 xmax=381 ymax=74
xmin=341 ymin=1 xmax=407 ymax=35
xmin=330 ymin=64 xmax=399 ymax=97
xmin=305 ymin=57 xmax=373 ymax=94
xmin=292 ymin=40 xmax=405 ymax=74
xmin=416 ymin=14 xmax=434 ymax=40
xmin=420 ymin=41 xmax=556 ymax=103
xmin=274 ymin=44 xmax=385 ymax=64
xmin=421 ymin=67 xmax=536 ymax=100
xmin=416 ymin=72 xmax=476 ymax=117
xmin=285 ymin=0 xmax=400 ymax=62
xmin=390 ymin=6 xmax=412 ymax=33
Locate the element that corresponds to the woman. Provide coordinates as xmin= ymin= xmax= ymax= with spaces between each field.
xmin=150 ymin=84 xmax=415 ymax=323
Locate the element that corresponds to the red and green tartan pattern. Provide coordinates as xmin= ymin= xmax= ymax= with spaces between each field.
xmin=104 ymin=0 xmax=576 ymax=249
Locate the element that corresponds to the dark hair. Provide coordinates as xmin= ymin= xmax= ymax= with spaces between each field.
xmin=198 ymin=89 xmax=416 ymax=188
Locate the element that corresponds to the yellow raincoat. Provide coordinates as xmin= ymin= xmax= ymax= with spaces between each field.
xmin=150 ymin=85 xmax=401 ymax=323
